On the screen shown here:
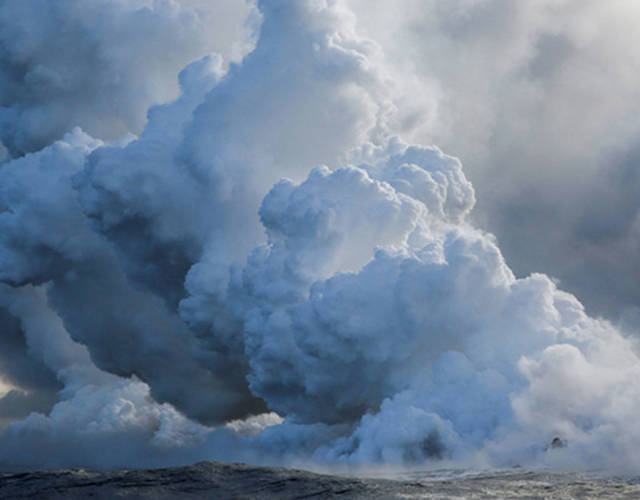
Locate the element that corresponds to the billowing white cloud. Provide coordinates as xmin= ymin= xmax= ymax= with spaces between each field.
xmin=0 ymin=127 xmax=265 ymax=426
xmin=0 ymin=0 xmax=640 ymax=474
xmin=235 ymin=153 xmax=640 ymax=471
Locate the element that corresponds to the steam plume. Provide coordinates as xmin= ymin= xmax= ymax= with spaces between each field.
xmin=1 ymin=0 xmax=639 ymax=473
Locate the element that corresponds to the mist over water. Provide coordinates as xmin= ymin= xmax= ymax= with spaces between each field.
xmin=1 ymin=0 xmax=640 ymax=474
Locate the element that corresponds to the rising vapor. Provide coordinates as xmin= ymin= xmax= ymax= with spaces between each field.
xmin=1 ymin=0 xmax=640 ymax=473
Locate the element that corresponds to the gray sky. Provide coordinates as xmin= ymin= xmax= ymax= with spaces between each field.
xmin=346 ymin=0 xmax=640 ymax=324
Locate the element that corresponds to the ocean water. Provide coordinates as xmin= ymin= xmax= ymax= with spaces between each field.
xmin=1 ymin=462 xmax=639 ymax=499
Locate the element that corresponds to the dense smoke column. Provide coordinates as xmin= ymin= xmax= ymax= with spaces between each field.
xmin=73 ymin=0 xmax=395 ymax=423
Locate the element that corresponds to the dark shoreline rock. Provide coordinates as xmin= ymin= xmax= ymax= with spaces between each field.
xmin=1 ymin=461 xmax=639 ymax=499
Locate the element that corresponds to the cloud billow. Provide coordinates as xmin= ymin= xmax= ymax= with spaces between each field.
xmin=0 ymin=0 xmax=639 ymax=473
xmin=0 ymin=0 xmax=254 ymax=157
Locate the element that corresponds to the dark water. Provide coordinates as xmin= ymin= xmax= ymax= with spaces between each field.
xmin=1 ymin=461 xmax=639 ymax=499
